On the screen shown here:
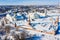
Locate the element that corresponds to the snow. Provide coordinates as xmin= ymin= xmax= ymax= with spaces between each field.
xmin=0 ymin=11 xmax=60 ymax=40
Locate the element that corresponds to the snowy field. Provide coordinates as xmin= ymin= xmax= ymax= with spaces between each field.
xmin=0 ymin=10 xmax=60 ymax=40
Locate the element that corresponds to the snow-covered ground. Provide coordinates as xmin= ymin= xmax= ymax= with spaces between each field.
xmin=0 ymin=11 xmax=60 ymax=40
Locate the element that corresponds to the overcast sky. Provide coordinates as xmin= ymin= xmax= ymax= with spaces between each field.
xmin=0 ymin=0 xmax=60 ymax=5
